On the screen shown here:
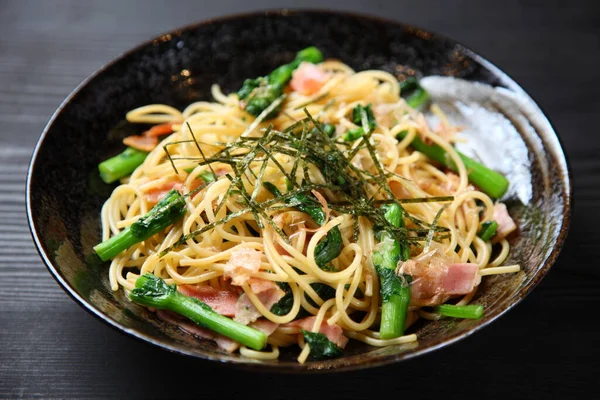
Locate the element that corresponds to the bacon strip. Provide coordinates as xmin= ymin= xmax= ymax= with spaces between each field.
xmin=442 ymin=263 xmax=481 ymax=295
xmin=284 ymin=316 xmax=349 ymax=348
xmin=400 ymin=258 xmax=481 ymax=307
xmin=290 ymin=62 xmax=329 ymax=95
xmin=234 ymin=278 xmax=285 ymax=325
xmin=224 ymin=248 xmax=263 ymax=286
xmin=493 ymin=202 xmax=517 ymax=240
xmin=143 ymin=122 xmax=178 ymax=137
xmin=123 ymin=135 xmax=158 ymax=152
xmin=123 ymin=122 xmax=178 ymax=152
xmin=178 ymin=284 xmax=239 ymax=317
xmin=249 ymin=319 xmax=279 ymax=336
xmin=144 ymin=180 xmax=184 ymax=204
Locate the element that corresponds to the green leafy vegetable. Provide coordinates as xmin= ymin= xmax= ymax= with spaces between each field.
xmin=301 ymin=329 xmax=343 ymax=360
xmin=307 ymin=283 xmax=336 ymax=308
xmin=319 ymin=123 xmax=336 ymax=138
xmin=270 ymin=282 xmax=294 ymax=316
xmin=314 ymin=228 xmax=343 ymax=269
xmin=263 ymin=181 xmax=342 ymax=268
xmin=399 ymin=77 xmax=420 ymax=93
xmin=270 ymin=281 xmax=336 ymax=316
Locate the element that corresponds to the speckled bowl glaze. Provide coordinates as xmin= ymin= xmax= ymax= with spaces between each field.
xmin=27 ymin=10 xmax=571 ymax=372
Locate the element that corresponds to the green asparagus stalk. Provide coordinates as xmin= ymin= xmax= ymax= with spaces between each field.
xmin=98 ymin=147 xmax=148 ymax=184
xmin=93 ymin=189 xmax=186 ymax=261
xmin=435 ymin=304 xmax=484 ymax=319
xmin=237 ymin=46 xmax=324 ymax=118
xmin=400 ymin=77 xmax=430 ymax=109
xmin=396 ymin=130 xmax=509 ymax=198
xmin=130 ymin=274 xmax=267 ymax=350
xmin=371 ymin=204 xmax=411 ymax=340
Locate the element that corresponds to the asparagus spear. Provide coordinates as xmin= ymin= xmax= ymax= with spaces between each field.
xmin=237 ymin=46 xmax=324 ymax=119
xmin=396 ymin=130 xmax=509 ymax=199
xmin=130 ymin=274 xmax=267 ymax=350
xmin=371 ymin=203 xmax=411 ymax=340
xmin=93 ymin=189 xmax=186 ymax=261
xmin=435 ymin=304 xmax=484 ymax=319
xmin=98 ymin=147 xmax=148 ymax=184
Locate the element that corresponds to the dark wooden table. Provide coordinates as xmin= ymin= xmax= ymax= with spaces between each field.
xmin=1 ymin=0 xmax=597 ymax=398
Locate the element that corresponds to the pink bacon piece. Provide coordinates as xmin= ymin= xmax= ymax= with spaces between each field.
xmin=284 ymin=316 xmax=349 ymax=348
xmin=178 ymin=284 xmax=239 ymax=317
xmin=290 ymin=62 xmax=329 ymax=95
xmin=234 ymin=278 xmax=285 ymax=325
xmin=493 ymin=202 xmax=517 ymax=240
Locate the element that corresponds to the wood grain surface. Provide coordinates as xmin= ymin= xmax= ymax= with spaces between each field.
xmin=1 ymin=0 xmax=598 ymax=398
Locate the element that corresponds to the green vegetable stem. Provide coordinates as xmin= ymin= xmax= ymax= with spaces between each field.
xmin=396 ymin=130 xmax=509 ymax=199
xmin=435 ymin=304 xmax=484 ymax=319
xmin=400 ymin=77 xmax=430 ymax=109
xmin=237 ymin=46 xmax=324 ymax=119
xmin=344 ymin=104 xmax=377 ymax=142
xmin=478 ymin=221 xmax=499 ymax=242
xmin=130 ymin=274 xmax=267 ymax=350
xmin=371 ymin=203 xmax=411 ymax=340
xmin=93 ymin=189 xmax=186 ymax=261
xmin=98 ymin=147 xmax=148 ymax=184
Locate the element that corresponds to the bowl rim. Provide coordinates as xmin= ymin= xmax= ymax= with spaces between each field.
xmin=26 ymin=8 xmax=572 ymax=373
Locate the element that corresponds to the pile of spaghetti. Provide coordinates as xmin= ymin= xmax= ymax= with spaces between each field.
xmin=94 ymin=47 xmax=520 ymax=363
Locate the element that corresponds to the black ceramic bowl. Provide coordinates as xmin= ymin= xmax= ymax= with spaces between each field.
xmin=26 ymin=10 xmax=571 ymax=372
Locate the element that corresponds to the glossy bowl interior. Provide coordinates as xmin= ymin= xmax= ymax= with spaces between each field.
xmin=26 ymin=10 xmax=571 ymax=372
